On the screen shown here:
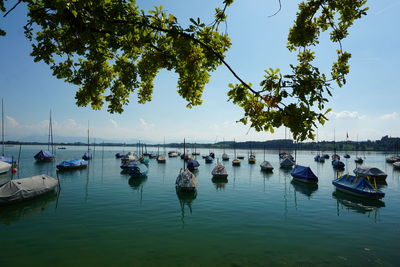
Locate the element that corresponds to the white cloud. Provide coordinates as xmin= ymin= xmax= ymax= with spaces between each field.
xmin=139 ymin=118 xmax=155 ymax=131
xmin=379 ymin=112 xmax=398 ymax=120
xmin=329 ymin=111 xmax=366 ymax=120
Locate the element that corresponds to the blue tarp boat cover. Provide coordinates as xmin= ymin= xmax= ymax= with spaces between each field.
xmin=0 ymin=156 xmax=15 ymax=164
xmin=121 ymin=160 xmax=140 ymax=169
xmin=291 ymin=165 xmax=318 ymax=183
xmin=187 ymin=160 xmax=200 ymax=168
xmin=34 ymin=150 xmax=55 ymax=160
xmin=332 ymin=175 xmax=385 ymax=199
xmin=332 ymin=160 xmax=345 ymax=168
xmin=57 ymin=159 xmax=88 ymax=168
xmin=129 ymin=163 xmax=148 ymax=177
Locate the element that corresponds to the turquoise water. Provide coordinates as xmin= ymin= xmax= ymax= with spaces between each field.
xmin=0 ymin=145 xmax=399 ymax=266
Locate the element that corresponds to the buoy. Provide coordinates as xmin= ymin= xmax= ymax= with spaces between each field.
xmin=11 ymin=168 xmax=17 ymax=173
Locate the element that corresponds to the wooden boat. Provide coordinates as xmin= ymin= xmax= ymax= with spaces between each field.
xmin=0 ymin=174 xmax=59 ymax=205
xmin=129 ymin=163 xmax=148 ymax=177
xmin=176 ymin=168 xmax=197 ymax=192
xmin=56 ymin=159 xmax=88 ymax=170
xmin=332 ymin=174 xmax=384 ymax=199
xmin=212 ymin=163 xmax=228 ymax=179
xmin=353 ymin=166 xmax=387 ymax=182
xmin=291 ymin=165 xmax=318 ymax=184
xmin=0 ymin=161 xmax=11 ymax=174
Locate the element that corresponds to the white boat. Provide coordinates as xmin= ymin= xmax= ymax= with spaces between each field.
xmin=393 ymin=162 xmax=400 ymax=169
xmin=0 ymin=174 xmax=59 ymax=205
xmin=212 ymin=163 xmax=228 ymax=179
xmin=260 ymin=161 xmax=273 ymax=172
xmin=0 ymin=161 xmax=11 ymax=174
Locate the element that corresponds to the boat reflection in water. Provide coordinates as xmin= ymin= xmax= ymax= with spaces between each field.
xmin=176 ymin=189 xmax=197 ymax=227
xmin=128 ymin=176 xmax=148 ymax=191
xmin=211 ymin=176 xmax=228 ymax=190
xmin=0 ymin=192 xmax=58 ymax=225
xmin=333 ymin=190 xmax=385 ymax=217
xmin=290 ymin=180 xmax=318 ymax=198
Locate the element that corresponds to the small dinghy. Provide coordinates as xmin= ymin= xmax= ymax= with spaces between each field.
xmin=353 ymin=166 xmax=387 ymax=182
xmin=211 ymin=163 xmax=228 ymax=179
xmin=291 ymin=165 xmax=318 ymax=184
xmin=332 ymin=174 xmax=384 ymax=199
xmin=56 ymin=159 xmax=88 ymax=171
xmin=176 ymin=168 xmax=197 ymax=192
xmin=0 ymin=174 xmax=59 ymax=205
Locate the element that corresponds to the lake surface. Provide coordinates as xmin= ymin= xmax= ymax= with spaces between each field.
xmin=1 ymin=145 xmax=399 ymax=266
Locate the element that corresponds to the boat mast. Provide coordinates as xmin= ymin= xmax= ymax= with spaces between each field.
xmin=50 ymin=110 xmax=54 ymax=154
xmin=1 ymin=98 xmax=4 ymax=156
xmin=183 ymin=138 xmax=186 ymax=169
xmin=234 ymin=139 xmax=237 ymax=159
xmin=87 ymin=121 xmax=90 ymax=154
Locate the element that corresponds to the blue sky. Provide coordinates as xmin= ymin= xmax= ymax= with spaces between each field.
xmin=0 ymin=0 xmax=399 ymax=143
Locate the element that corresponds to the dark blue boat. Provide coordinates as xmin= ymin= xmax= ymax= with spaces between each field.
xmin=205 ymin=156 xmax=213 ymax=164
xmin=115 ymin=153 xmax=125 ymax=159
xmin=332 ymin=160 xmax=345 ymax=169
xmin=291 ymin=165 xmax=318 ymax=184
xmin=322 ymin=154 xmax=329 ymax=159
xmin=314 ymin=155 xmax=320 ymax=161
xmin=129 ymin=163 xmax=148 ymax=177
xmin=332 ymin=174 xmax=385 ymax=199
xmin=120 ymin=160 xmax=141 ymax=170
xmin=56 ymin=159 xmax=88 ymax=170
xmin=82 ymin=152 xmax=92 ymax=160
xmin=187 ymin=160 xmax=200 ymax=171
xmin=344 ymin=154 xmax=350 ymax=159
xmin=34 ymin=150 xmax=55 ymax=161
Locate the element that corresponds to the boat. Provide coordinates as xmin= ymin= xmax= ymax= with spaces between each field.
xmin=187 ymin=159 xmax=200 ymax=171
xmin=115 ymin=152 xmax=125 ymax=159
xmin=332 ymin=174 xmax=385 ymax=199
xmin=0 ymin=174 xmax=59 ymax=205
xmin=157 ymin=139 xmax=167 ymax=163
xmin=34 ymin=111 xmax=55 ymax=162
xmin=232 ymin=140 xmax=240 ymax=166
xmin=353 ymin=166 xmax=387 ymax=182
xmin=354 ymin=157 xmax=364 ymax=164
xmin=212 ymin=162 xmax=228 ymax=179
xmin=192 ymin=143 xmax=200 ymax=156
xmin=82 ymin=121 xmax=92 ymax=160
xmin=248 ymin=143 xmax=256 ymax=164
xmin=331 ymin=154 xmax=340 ymax=161
xmin=322 ymin=154 xmax=329 ymax=159
xmin=176 ymin=168 xmax=197 ymax=192
xmin=168 ymin=151 xmax=179 ymax=157
xmin=0 ymin=161 xmax=11 ymax=174
xmin=34 ymin=150 xmax=55 ymax=162
xmin=318 ymin=156 xmax=325 ymax=163
xmin=260 ymin=161 xmax=273 ymax=172
xmin=205 ymin=156 xmax=213 ymax=164
xmin=280 ymin=157 xmax=294 ymax=168
xmin=209 ymin=152 xmax=215 ymax=159
xmin=56 ymin=159 xmax=88 ymax=170
xmin=129 ymin=163 xmax=148 ymax=177
xmin=260 ymin=146 xmax=273 ymax=171
xmin=344 ymin=153 xmax=350 ymax=159
xmin=221 ymin=139 xmax=229 ymax=161
xmin=237 ymin=155 xmax=244 ymax=159
xmin=332 ymin=159 xmax=345 ymax=169
xmin=386 ymin=155 xmax=400 ymax=163
xmin=120 ymin=160 xmax=141 ymax=171
xmin=291 ymin=165 xmax=318 ymax=184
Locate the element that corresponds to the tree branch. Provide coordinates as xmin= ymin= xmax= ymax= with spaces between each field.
xmin=3 ymin=0 xmax=22 ymax=18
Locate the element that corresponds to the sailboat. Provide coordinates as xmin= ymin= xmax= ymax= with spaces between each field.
xmin=0 ymin=99 xmax=14 ymax=169
xmin=192 ymin=143 xmax=200 ymax=156
xmin=82 ymin=121 xmax=92 ymax=160
xmin=248 ymin=142 xmax=256 ymax=164
xmin=34 ymin=111 xmax=55 ymax=162
xmin=354 ymin=136 xmax=364 ymax=164
xmin=232 ymin=139 xmax=241 ymax=166
xmin=260 ymin=146 xmax=273 ymax=172
xmin=331 ymin=130 xmax=345 ymax=169
xmin=176 ymin=139 xmax=197 ymax=192
xmin=157 ymin=138 xmax=166 ymax=163
xmin=222 ymin=139 xmax=229 ymax=161
xmin=212 ymin=159 xmax=228 ymax=179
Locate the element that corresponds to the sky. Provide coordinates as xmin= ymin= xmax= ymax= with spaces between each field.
xmin=0 ymin=0 xmax=399 ymax=144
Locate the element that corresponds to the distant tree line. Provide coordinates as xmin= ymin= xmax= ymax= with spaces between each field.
xmin=5 ymin=135 xmax=400 ymax=152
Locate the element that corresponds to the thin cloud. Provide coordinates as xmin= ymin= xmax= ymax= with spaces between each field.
xmin=379 ymin=112 xmax=398 ymax=120
xmin=329 ymin=111 xmax=366 ymax=120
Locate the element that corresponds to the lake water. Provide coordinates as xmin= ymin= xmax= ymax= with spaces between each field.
xmin=0 ymin=145 xmax=399 ymax=266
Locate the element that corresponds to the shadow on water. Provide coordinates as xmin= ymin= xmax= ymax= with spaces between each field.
xmin=128 ymin=176 xmax=148 ymax=190
xmin=176 ymin=189 xmax=197 ymax=228
xmin=290 ymin=179 xmax=318 ymax=198
xmin=0 ymin=192 xmax=58 ymax=225
xmin=332 ymin=190 xmax=385 ymax=218
xmin=211 ymin=177 xmax=228 ymax=190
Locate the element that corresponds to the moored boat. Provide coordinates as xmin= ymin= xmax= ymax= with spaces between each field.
xmin=332 ymin=174 xmax=385 ymax=199
xmin=0 ymin=161 xmax=11 ymax=174
xmin=205 ymin=156 xmax=213 ymax=164
xmin=260 ymin=161 xmax=273 ymax=172
xmin=280 ymin=157 xmax=294 ymax=168
xmin=212 ymin=163 xmax=228 ymax=179
xmin=354 ymin=157 xmax=364 ymax=164
xmin=176 ymin=168 xmax=197 ymax=192
xmin=56 ymin=159 xmax=88 ymax=170
xmin=0 ymin=174 xmax=59 ymax=205
xmin=129 ymin=163 xmax=148 ymax=177
xmin=291 ymin=165 xmax=318 ymax=184
xmin=34 ymin=150 xmax=55 ymax=162
xmin=353 ymin=166 xmax=387 ymax=182
xmin=332 ymin=159 xmax=345 ymax=169
xmin=187 ymin=159 xmax=200 ymax=171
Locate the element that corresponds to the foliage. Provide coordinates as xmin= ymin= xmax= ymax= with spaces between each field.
xmin=1 ymin=0 xmax=368 ymax=141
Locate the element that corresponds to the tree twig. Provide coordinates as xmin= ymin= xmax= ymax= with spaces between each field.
xmin=3 ymin=0 xmax=22 ymax=18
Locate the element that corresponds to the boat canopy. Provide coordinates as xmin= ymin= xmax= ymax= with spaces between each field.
xmin=187 ymin=160 xmax=200 ymax=168
xmin=57 ymin=159 xmax=88 ymax=168
xmin=34 ymin=150 xmax=54 ymax=160
xmin=333 ymin=175 xmax=385 ymax=199
xmin=0 ymin=161 xmax=11 ymax=174
xmin=0 ymin=156 xmax=15 ymax=164
xmin=280 ymin=157 xmax=294 ymax=167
